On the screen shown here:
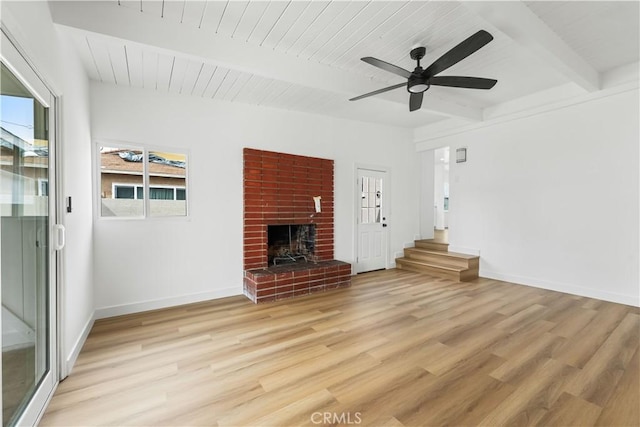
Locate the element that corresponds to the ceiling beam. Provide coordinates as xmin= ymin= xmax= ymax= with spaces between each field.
xmin=50 ymin=1 xmax=482 ymax=121
xmin=464 ymin=1 xmax=600 ymax=92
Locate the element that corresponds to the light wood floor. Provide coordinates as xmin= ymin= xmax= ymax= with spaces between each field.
xmin=41 ymin=270 xmax=639 ymax=426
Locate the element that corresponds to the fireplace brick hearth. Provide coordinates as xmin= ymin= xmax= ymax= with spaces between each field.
xmin=243 ymin=260 xmax=351 ymax=303
xmin=243 ymin=148 xmax=351 ymax=303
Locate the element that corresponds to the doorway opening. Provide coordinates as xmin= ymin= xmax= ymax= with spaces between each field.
xmin=433 ymin=147 xmax=449 ymax=244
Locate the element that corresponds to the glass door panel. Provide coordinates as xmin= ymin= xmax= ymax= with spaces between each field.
xmin=1 ymin=52 xmax=55 ymax=426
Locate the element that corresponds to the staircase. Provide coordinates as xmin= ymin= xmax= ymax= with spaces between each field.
xmin=395 ymin=238 xmax=479 ymax=282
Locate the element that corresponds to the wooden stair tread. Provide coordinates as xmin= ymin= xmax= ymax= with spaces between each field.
xmin=396 ymin=258 xmax=467 ymax=272
xmin=397 ymin=240 xmax=480 ymax=282
xmin=404 ymin=248 xmax=478 ymax=260
xmin=415 ymin=238 xmax=448 ymax=244
xmin=414 ymin=240 xmax=449 ymax=252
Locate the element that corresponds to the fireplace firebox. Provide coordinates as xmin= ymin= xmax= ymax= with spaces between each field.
xmin=267 ymin=224 xmax=316 ymax=265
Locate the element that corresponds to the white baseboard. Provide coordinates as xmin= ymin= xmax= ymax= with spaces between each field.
xmin=65 ymin=313 xmax=94 ymax=377
xmin=482 ymin=269 xmax=640 ymax=307
xmin=448 ymin=246 xmax=481 ymax=256
xmin=95 ymin=287 xmax=242 ymax=319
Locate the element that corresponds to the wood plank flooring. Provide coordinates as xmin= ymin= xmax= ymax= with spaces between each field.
xmin=40 ymin=270 xmax=639 ymax=426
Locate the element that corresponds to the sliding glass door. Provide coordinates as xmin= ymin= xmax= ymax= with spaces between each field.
xmin=1 ymin=29 xmax=58 ymax=426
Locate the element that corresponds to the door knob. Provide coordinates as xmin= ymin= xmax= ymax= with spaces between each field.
xmin=382 ymin=223 xmax=388 ymax=227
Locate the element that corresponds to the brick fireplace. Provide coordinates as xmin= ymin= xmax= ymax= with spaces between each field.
xmin=243 ymin=148 xmax=351 ymax=303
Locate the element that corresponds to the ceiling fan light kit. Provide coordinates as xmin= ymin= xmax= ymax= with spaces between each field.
xmin=407 ymin=77 xmax=429 ymax=94
xmin=350 ymin=30 xmax=498 ymax=112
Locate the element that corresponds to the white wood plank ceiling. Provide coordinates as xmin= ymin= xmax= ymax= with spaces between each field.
xmin=52 ymin=1 xmax=640 ymax=129
xmin=524 ymin=1 xmax=639 ymax=73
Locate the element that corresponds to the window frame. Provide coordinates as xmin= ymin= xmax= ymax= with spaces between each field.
xmin=95 ymin=141 xmax=190 ymax=220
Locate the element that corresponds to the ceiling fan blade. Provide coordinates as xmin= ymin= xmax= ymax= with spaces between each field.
xmin=430 ymin=76 xmax=497 ymax=89
xmin=361 ymin=57 xmax=412 ymax=79
xmin=423 ymin=30 xmax=494 ymax=78
xmin=409 ymin=92 xmax=423 ymax=112
xmin=349 ymin=82 xmax=407 ymax=101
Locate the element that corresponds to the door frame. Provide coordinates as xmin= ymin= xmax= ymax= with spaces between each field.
xmin=1 ymin=26 xmax=61 ymax=426
xmin=353 ymin=164 xmax=390 ymax=273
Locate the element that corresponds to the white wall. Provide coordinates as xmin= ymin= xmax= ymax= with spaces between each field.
xmin=90 ymin=83 xmax=417 ymax=317
xmin=419 ymin=88 xmax=639 ymax=306
xmin=57 ymin=29 xmax=94 ymax=374
xmin=1 ymin=1 xmax=95 ymax=374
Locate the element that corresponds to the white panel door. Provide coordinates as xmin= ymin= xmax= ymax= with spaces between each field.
xmin=356 ymin=169 xmax=388 ymax=273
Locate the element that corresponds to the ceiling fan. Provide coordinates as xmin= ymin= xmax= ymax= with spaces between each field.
xmin=350 ymin=30 xmax=497 ymax=112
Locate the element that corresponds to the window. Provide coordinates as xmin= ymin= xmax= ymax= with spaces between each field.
xmin=114 ymin=185 xmax=135 ymax=199
xmin=111 ymin=185 xmax=185 ymax=201
xmin=38 ymin=179 xmax=49 ymax=196
xmin=148 ymin=151 xmax=187 ymax=217
xmin=112 ymin=185 xmax=143 ymax=200
xmin=99 ymin=145 xmax=187 ymax=218
xmin=360 ymin=175 xmax=382 ymax=224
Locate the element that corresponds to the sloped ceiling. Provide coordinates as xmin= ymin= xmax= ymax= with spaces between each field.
xmin=50 ymin=1 xmax=639 ymax=129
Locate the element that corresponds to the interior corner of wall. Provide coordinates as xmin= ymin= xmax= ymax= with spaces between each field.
xmin=64 ymin=311 xmax=95 ymax=378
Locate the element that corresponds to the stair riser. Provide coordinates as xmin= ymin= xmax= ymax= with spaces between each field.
xmin=396 ymin=261 xmax=462 ymax=281
xmin=404 ymin=251 xmax=471 ymax=269
xmin=415 ymin=242 xmax=449 ymax=251
xmin=403 ymin=250 xmax=479 ymax=269
xmin=460 ymin=269 xmax=479 ymax=281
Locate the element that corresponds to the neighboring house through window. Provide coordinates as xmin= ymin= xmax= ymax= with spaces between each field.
xmin=112 ymin=184 xmax=185 ymax=201
xmin=99 ymin=145 xmax=188 ymax=218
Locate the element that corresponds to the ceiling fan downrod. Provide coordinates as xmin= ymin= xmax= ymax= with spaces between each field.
xmin=408 ymin=47 xmax=429 ymax=94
